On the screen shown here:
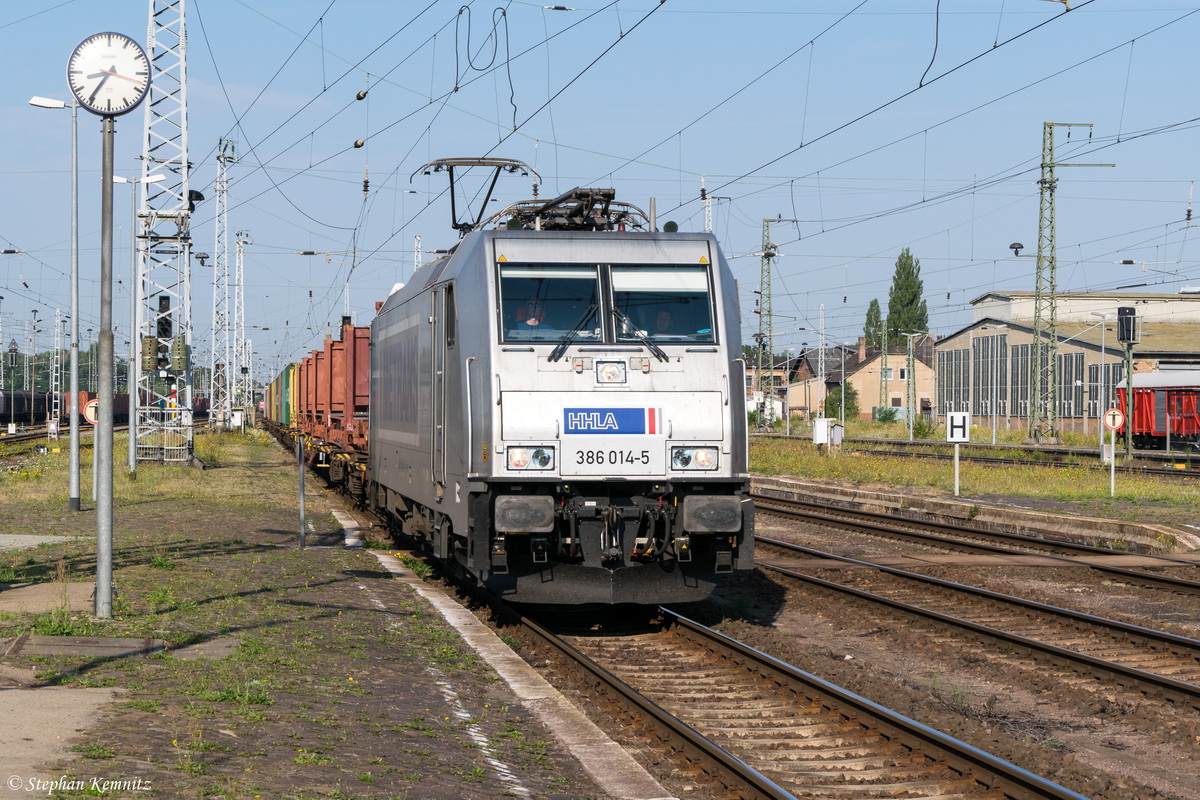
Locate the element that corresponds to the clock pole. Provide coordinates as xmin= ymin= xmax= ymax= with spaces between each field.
xmin=96 ymin=114 xmax=115 ymax=618
xmin=66 ymin=31 xmax=149 ymax=618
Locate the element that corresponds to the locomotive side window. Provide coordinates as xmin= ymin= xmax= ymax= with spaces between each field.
xmin=500 ymin=264 xmax=600 ymax=342
xmin=444 ymin=285 xmax=457 ymax=349
xmin=612 ymin=265 xmax=715 ymax=344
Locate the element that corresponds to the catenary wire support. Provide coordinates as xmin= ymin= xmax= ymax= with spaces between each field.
xmin=210 ymin=138 xmax=235 ymax=429
xmin=234 ymin=230 xmax=251 ymax=408
xmin=135 ymin=0 xmax=196 ymax=464
xmin=51 ymin=310 xmax=63 ymax=427
xmin=1027 ymin=121 xmax=1112 ymax=444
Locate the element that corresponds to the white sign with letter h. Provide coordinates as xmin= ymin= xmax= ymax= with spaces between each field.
xmin=946 ymin=412 xmax=971 ymax=443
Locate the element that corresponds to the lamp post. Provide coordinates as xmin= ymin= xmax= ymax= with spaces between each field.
xmin=784 ymin=347 xmax=796 ymax=435
xmin=799 ymin=343 xmax=810 ymax=424
xmin=29 ymin=96 xmax=82 ymax=510
xmin=1090 ymin=311 xmax=1115 ymax=449
xmin=86 ymin=329 xmax=94 ymax=392
xmin=114 ymin=173 xmax=165 ymax=474
xmin=30 ymin=311 xmax=39 ymax=394
xmin=900 ymin=332 xmax=920 ymax=441
xmin=839 ymin=343 xmax=847 ymax=430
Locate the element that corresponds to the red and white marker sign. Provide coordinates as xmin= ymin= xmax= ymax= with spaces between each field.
xmin=1103 ymin=407 xmax=1124 ymax=431
xmin=83 ymin=399 xmax=99 ymax=425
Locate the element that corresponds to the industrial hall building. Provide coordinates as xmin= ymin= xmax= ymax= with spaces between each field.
xmin=932 ymin=290 xmax=1200 ymax=439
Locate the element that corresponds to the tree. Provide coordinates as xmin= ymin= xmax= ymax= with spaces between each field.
xmin=825 ymin=381 xmax=860 ymax=423
xmin=863 ymin=299 xmax=883 ymax=347
xmin=886 ymin=247 xmax=928 ymax=338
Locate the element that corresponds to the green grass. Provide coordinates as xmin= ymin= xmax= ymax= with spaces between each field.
xmin=750 ymin=437 xmax=1200 ymax=506
xmin=28 ymin=607 xmax=101 ymax=636
xmin=70 ymin=742 xmax=117 ymax=759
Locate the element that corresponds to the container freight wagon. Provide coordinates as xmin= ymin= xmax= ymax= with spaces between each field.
xmin=264 ymin=364 xmax=297 ymax=427
xmin=293 ymin=321 xmax=370 ymax=451
xmin=266 ymin=323 xmax=371 ymax=490
xmin=0 ymin=391 xmax=49 ymax=426
xmin=1116 ymin=370 xmax=1200 ymax=451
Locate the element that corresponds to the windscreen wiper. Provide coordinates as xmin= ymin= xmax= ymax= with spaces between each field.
xmin=548 ymin=303 xmax=597 ymax=362
xmin=612 ymin=307 xmax=668 ymax=362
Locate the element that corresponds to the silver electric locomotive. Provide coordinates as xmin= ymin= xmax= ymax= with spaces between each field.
xmin=369 ymin=160 xmax=754 ymax=604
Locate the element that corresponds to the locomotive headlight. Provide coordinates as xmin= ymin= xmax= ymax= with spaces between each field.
xmin=596 ymin=361 xmax=626 ymax=384
xmin=671 ymin=446 xmax=718 ymax=470
xmin=509 ymin=447 xmax=530 ymax=469
xmin=507 ymin=446 xmax=555 ymax=470
xmin=530 ymin=447 xmax=554 ymax=468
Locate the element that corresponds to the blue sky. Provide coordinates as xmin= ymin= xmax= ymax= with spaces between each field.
xmin=2 ymin=1 xmax=1198 ymax=376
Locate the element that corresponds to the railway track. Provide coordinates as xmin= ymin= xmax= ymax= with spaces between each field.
xmin=851 ymin=446 xmax=1200 ymax=480
xmin=752 ymin=492 xmax=1200 ymax=595
xmin=754 ymin=535 xmax=1200 ymax=714
xmin=518 ymin=607 xmax=1086 ymax=800
xmin=758 ymin=433 xmax=1200 ymax=477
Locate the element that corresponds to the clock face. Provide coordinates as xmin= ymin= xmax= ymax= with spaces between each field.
xmin=67 ymin=32 xmax=150 ymax=116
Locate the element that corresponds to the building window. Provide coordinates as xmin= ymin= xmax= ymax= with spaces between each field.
xmin=974 ymin=335 xmax=1008 ymax=417
xmin=1058 ymin=352 xmax=1084 ymax=418
xmin=1011 ymin=344 xmax=1031 ymax=417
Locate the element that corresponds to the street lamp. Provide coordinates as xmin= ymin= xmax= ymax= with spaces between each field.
xmin=29 ymin=95 xmax=83 ymax=509
xmin=86 ymin=329 xmax=94 ymax=392
xmin=30 ymin=311 xmax=40 ymax=394
xmin=114 ymin=173 xmax=166 ymax=475
xmin=1090 ymin=311 xmax=1115 ymax=449
xmin=839 ymin=341 xmax=853 ymax=430
xmin=799 ymin=343 xmax=810 ymax=424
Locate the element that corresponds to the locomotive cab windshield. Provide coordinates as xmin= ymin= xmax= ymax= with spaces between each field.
xmin=499 ymin=262 xmax=716 ymax=347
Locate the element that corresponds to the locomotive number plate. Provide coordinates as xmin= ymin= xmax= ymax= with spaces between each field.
xmin=562 ymin=439 xmax=664 ymax=476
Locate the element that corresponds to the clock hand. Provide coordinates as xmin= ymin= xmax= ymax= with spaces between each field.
xmin=98 ymin=68 xmax=146 ymax=85
xmin=87 ymin=66 xmax=115 ymax=104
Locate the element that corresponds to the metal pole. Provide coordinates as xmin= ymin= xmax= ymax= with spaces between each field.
xmin=1124 ymin=342 xmax=1134 ymax=462
xmin=1098 ymin=321 xmax=1106 ymax=450
xmin=840 ymin=346 xmax=846 ymax=430
xmin=954 ymin=442 xmax=961 ymax=497
xmin=1109 ymin=425 xmax=1116 ymax=497
xmin=96 ymin=116 xmax=115 ymax=618
xmin=297 ymin=435 xmax=306 ymax=548
xmin=128 ymin=180 xmax=138 ymax=476
xmin=69 ymin=101 xmax=81 ymax=511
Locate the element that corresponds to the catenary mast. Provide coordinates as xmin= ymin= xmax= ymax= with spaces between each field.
xmin=210 ymin=138 xmax=234 ymax=429
xmin=135 ymin=0 xmax=195 ymax=462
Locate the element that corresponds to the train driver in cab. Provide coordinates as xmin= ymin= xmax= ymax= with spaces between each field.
xmin=652 ymin=308 xmax=673 ymax=336
xmin=516 ymin=297 xmax=546 ymax=326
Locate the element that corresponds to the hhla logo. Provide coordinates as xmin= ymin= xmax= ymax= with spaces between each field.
xmin=566 ymin=411 xmax=620 ymax=430
xmin=563 ymin=408 xmax=661 ymax=435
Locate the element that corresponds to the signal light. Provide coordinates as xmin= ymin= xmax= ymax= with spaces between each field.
xmin=1117 ymin=306 xmax=1139 ymax=345
xmin=170 ymin=335 xmax=189 ymax=372
xmin=156 ymin=295 xmax=173 ymax=338
xmin=140 ymin=336 xmax=157 ymax=371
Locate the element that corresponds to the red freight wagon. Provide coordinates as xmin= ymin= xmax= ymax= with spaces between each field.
xmin=292 ymin=320 xmax=370 ymax=451
xmin=59 ymin=392 xmax=131 ymax=424
xmin=1115 ymin=371 xmax=1200 ymax=451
